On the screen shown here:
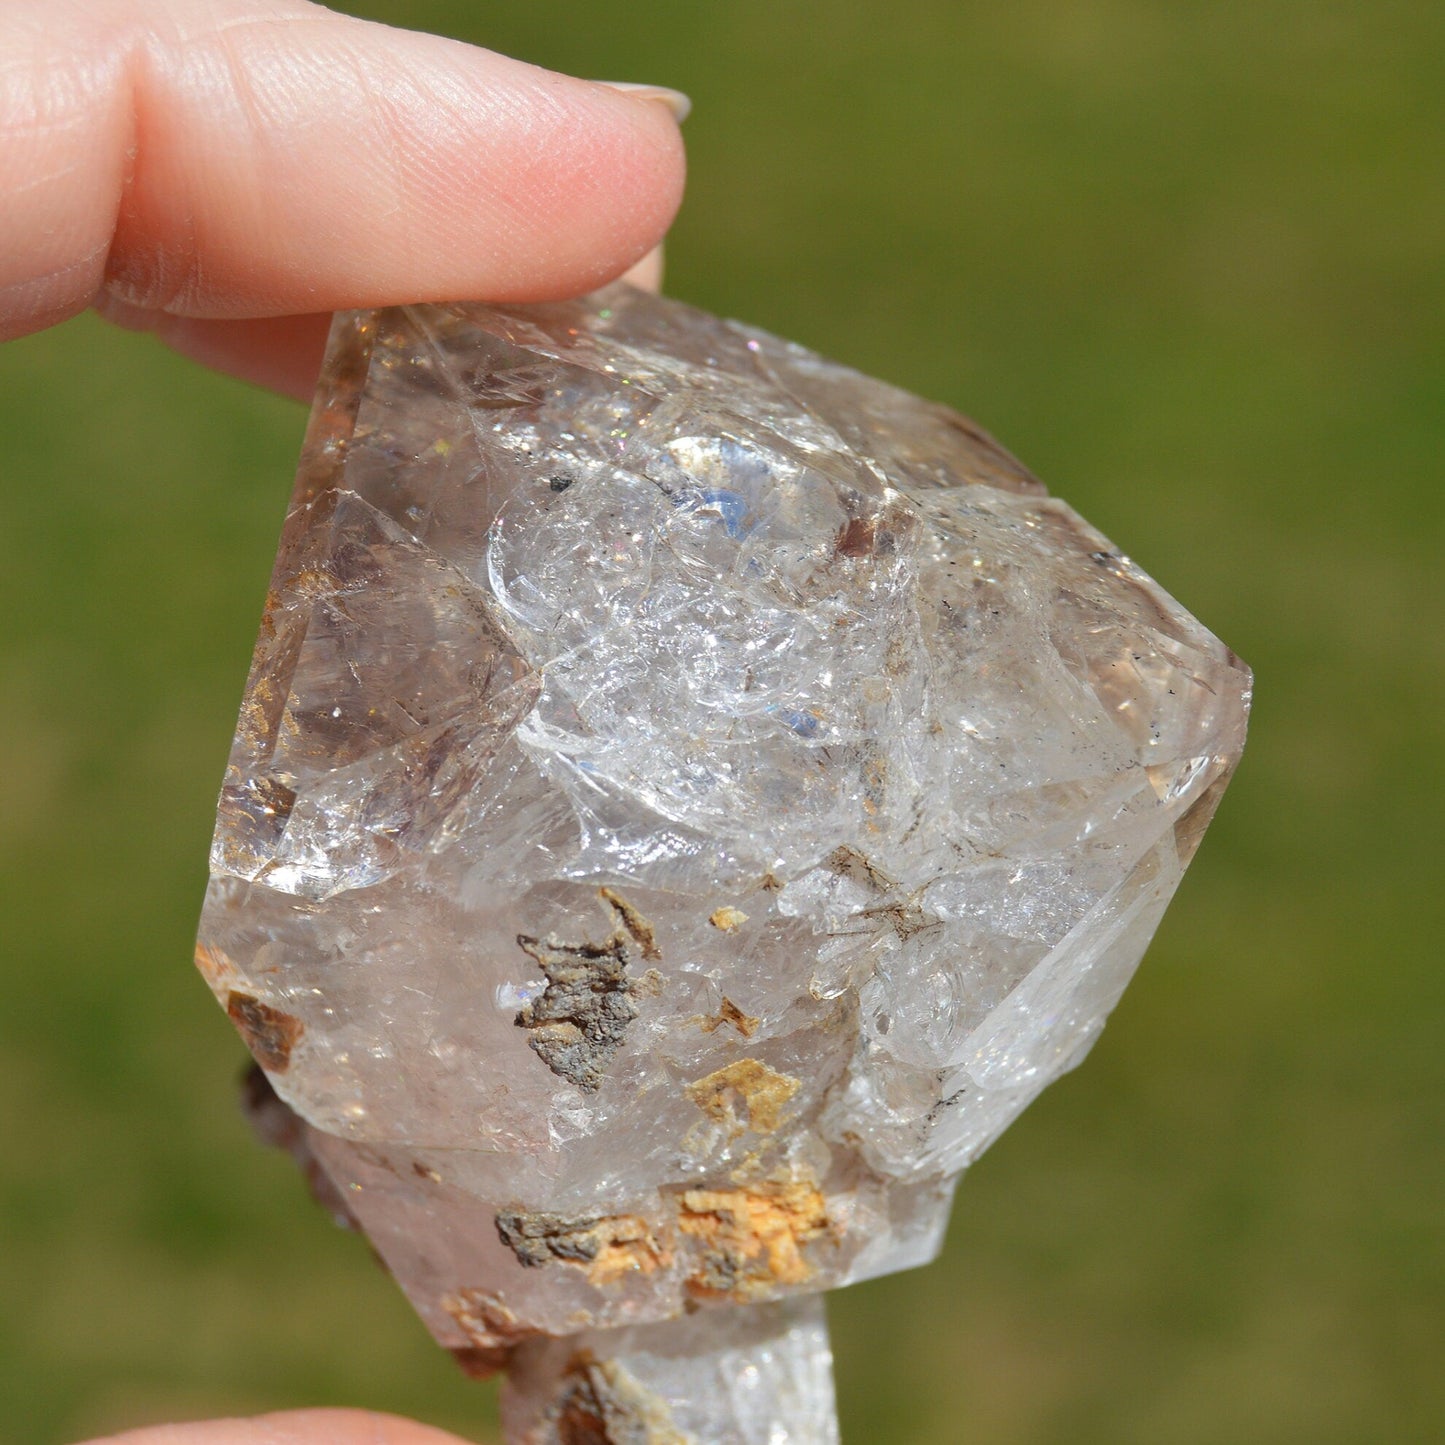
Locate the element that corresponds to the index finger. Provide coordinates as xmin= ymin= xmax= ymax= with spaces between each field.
xmin=1 ymin=0 xmax=687 ymax=340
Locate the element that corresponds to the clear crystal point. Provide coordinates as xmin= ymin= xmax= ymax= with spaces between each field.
xmin=199 ymin=284 xmax=1249 ymax=1440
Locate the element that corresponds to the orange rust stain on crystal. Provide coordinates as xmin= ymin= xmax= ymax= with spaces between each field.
xmin=708 ymin=905 xmax=749 ymax=933
xmin=585 ymin=1218 xmax=672 ymax=1287
xmin=194 ymin=942 xmax=235 ymax=988
xmin=677 ymin=1176 xmax=830 ymax=1300
xmin=686 ymin=1058 xmax=799 ymax=1135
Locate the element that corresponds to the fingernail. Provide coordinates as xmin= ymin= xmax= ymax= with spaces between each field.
xmin=596 ymin=81 xmax=692 ymax=124
xmin=621 ymin=243 xmax=666 ymax=293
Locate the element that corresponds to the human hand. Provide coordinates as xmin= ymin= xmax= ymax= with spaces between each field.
xmin=2 ymin=0 xmax=687 ymax=399
xmin=4 ymin=2 xmax=684 ymax=1439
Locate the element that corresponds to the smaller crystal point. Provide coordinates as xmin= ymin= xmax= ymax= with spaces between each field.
xmin=203 ymin=284 xmax=1249 ymax=1443
xmin=501 ymin=1298 xmax=837 ymax=1445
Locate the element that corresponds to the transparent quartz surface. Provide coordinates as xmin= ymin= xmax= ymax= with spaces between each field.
xmin=199 ymin=284 xmax=1249 ymax=1398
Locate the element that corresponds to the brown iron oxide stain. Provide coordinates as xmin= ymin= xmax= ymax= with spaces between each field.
xmin=442 ymin=1287 xmax=540 ymax=1350
xmin=823 ymin=844 xmax=894 ymax=891
xmin=225 ymin=990 xmax=303 ymax=1072
xmin=856 ymin=897 xmax=942 ymax=942
xmin=685 ymin=1058 xmax=799 ymax=1135
xmin=677 ymin=1176 xmax=830 ymax=1301
xmin=515 ymin=890 xmax=663 ymax=1092
xmin=548 ymin=1352 xmax=691 ymax=1444
xmin=495 ymin=1210 xmax=671 ymax=1287
xmin=450 ymin=1344 xmax=512 ymax=1380
xmin=695 ymin=997 xmax=760 ymax=1038
xmin=599 ymin=887 xmax=662 ymax=960
xmin=834 ymin=516 xmax=877 ymax=558
xmin=241 ymin=775 xmax=296 ymax=825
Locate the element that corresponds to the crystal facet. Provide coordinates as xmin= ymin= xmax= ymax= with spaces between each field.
xmin=199 ymin=284 xmax=1249 ymax=1435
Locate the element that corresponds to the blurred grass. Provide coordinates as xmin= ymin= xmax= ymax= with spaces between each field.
xmin=1 ymin=2 xmax=1441 ymax=1441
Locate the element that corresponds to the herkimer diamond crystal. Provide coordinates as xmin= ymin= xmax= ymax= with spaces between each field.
xmin=197 ymin=284 xmax=1249 ymax=1431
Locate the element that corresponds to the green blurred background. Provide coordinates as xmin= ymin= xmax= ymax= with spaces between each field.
xmin=2 ymin=2 xmax=1441 ymax=1441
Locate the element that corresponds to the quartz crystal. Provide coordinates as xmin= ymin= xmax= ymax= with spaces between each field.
xmin=198 ymin=283 xmax=1249 ymax=1439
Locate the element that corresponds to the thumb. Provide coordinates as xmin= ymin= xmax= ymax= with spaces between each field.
xmin=73 ymin=1407 xmax=475 ymax=1445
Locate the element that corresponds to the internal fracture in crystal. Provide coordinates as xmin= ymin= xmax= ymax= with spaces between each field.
xmin=199 ymin=283 xmax=1249 ymax=1437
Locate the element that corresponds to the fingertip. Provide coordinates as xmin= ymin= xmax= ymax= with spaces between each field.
xmin=453 ymin=70 xmax=686 ymax=303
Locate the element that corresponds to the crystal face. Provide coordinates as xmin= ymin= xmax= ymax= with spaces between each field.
xmin=198 ymin=285 xmax=1249 ymax=1374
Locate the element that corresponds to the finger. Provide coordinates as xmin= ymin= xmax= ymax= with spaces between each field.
xmin=102 ymin=302 xmax=334 ymax=400
xmin=1 ymin=0 xmax=687 ymax=340
xmin=106 ymin=237 xmax=665 ymax=403
xmin=74 ymin=1407 xmax=471 ymax=1445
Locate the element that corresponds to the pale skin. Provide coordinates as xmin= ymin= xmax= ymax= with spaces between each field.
xmin=3 ymin=0 xmax=686 ymax=395
xmin=2 ymin=1 xmax=687 ymax=1440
